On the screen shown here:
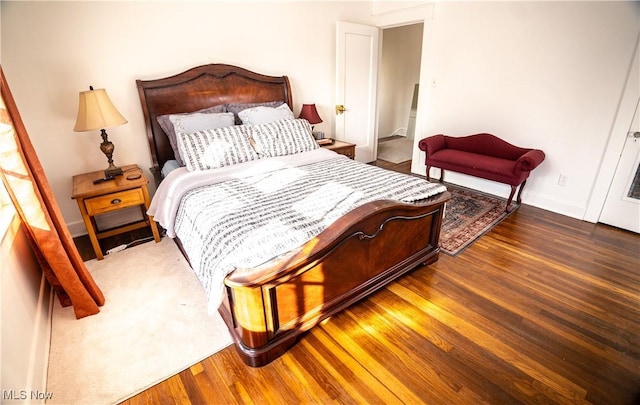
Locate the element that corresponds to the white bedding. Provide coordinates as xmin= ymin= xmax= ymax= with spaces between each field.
xmin=149 ymin=148 xmax=338 ymax=237
xmin=148 ymin=148 xmax=446 ymax=312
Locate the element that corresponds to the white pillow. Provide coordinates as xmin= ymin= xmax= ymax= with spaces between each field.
xmin=177 ymin=125 xmax=260 ymax=171
xmin=251 ymin=119 xmax=319 ymax=157
xmin=238 ymin=104 xmax=294 ymax=125
xmin=169 ymin=112 xmax=235 ymax=135
xmin=157 ymin=105 xmax=227 ymax=166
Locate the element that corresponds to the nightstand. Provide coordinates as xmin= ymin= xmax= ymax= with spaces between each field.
xmin=322 ymin=140 xmax=356 ymax=159
xmin=71 ymin=164 xmax=161 ymax=260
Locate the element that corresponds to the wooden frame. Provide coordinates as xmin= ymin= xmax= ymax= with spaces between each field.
xmin=137 ymin=64 xmax=292 ymax=184
xmin=136 ymin=64 xmax=450 ymax=367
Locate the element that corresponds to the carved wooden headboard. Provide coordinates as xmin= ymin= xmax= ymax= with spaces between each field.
xmin=136 ymin=64 xmax=292 ymax=178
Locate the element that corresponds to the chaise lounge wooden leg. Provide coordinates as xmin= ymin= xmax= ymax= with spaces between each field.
xmin=506 ymin=180 xmax=527 ymax=212
xmin=506 ymin=185 xmax=517 ymax=212
xmin=426 ymin=166 xmax=446 ymax=182
xmin=516 ymin=180 xmax=527 ymax=205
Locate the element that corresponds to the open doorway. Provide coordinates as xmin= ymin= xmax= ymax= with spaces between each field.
xmin=377 ymin=23 xmax=424 ymax=165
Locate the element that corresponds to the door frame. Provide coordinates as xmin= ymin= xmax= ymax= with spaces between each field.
xmin=370 ymin=3 xmax=435 ymax=167
xmin=584 ymin=34 xmax=640 ymax=223
xmin=374 ymin=4 xmax=436 ymax=174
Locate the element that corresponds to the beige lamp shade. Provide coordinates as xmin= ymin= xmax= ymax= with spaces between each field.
xmin=73 ymin=88 xmax=127 ymax=132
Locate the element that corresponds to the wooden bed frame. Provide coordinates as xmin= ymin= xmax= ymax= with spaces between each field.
xmin=136 ymin=64 xmax=450 ymax=367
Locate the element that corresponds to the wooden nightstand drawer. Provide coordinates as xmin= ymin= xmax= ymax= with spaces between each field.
xmin=321 ymin=140 xmax=356 ymax=160
xmin=85 ymin=188 xmax=145 ymax=216
xmin=72 ymin=164 xmax=161 ymax=260
xmin=334 ymin=146 xmax=355 ymax=159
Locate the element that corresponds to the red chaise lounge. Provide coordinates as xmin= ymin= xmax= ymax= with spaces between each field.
xmin=418 ymin=133 xmax=545 ymax=211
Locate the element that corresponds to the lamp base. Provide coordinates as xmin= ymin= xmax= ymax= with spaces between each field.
xmin=98 ymin=129 xmax=123 ymax=178
xmin=104 ymin=166 xmax=123 ymax=178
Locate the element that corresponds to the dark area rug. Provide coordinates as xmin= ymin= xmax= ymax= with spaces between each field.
xmin=440 ymin=184 xmax=517 ymax=256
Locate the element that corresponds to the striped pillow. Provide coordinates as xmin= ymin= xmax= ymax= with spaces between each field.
xmin=251 ymin=119 xmax=319 ymax=157
xmin=177 ymin=125 xmax=259 ymax=171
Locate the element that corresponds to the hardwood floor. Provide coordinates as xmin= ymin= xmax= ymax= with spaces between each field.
xmin=121 ymin=162 xmax=640 ymax=405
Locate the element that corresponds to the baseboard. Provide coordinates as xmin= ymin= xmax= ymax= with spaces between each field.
xmin=68 ymin=220 xmax=87 ymax=238
xmin=520 ymin=193 xmax=586 ymax=220
xmin=27 ymin=274 xmax=54 ymax=402
xmin=420 ymin=170 xmax=587 ymax=220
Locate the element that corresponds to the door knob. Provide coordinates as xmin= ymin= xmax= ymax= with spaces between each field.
xmin=335 ymin=105 xmax=347 ymax=115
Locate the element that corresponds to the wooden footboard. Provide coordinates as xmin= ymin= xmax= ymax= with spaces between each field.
xmin=218 ymin=192 xmax=450 ymax=367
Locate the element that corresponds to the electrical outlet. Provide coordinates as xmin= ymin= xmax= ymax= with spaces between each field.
xmin=558 ymin=173 xmax=568 ymax=187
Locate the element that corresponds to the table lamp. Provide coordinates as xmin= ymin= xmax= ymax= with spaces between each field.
xmin=298 ymin=103 xmax=324 ymax=139
xmin=74 ymin=86 xmax=127 ymax=178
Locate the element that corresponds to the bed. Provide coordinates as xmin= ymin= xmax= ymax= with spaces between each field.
xmin=136 ymin=64 xmax=450 ymax=367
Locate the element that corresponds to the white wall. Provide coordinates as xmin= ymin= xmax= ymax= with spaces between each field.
xmin=1 ymin=216 xmax=52 ymax=404
xmin=412 ymin=1 xmax=640 ymax=219
xmin=2 ymin=1 xmax=640 ymax=228
xmin=1 ymin=0 xmax=375 ymax=235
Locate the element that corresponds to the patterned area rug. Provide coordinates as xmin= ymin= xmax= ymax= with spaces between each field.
xmin=440 ymin=184 xmax=516 ymax=256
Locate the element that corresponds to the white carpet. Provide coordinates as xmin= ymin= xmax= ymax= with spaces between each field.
xmin=377 ymin=136 xmax=414 ymax=163
xmin=46 ymin=237 xmax=233 ymax=404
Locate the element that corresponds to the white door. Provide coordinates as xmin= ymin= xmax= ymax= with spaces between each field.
xmin=599 ymin=99 xmax=640 ymax=233
xmin=336 ymin=21 xmax=379 ymax=163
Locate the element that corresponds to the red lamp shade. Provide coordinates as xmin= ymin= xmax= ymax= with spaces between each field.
xmin=298 ymin=104 xmax=323 ymax=125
